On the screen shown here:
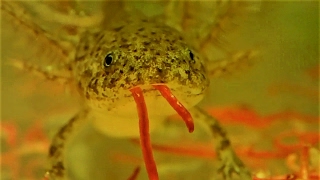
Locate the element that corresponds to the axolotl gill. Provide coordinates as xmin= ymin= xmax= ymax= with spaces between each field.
xmin=2 ymin=2 xmax=252 ymax=180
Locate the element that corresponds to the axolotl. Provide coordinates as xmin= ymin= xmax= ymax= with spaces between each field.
xmin=2 ymin=2 xmax=252 ymax=180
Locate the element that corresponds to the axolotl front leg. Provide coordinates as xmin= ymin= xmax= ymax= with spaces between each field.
xmin=45 ymin=110 xmax=89 ymax=180
xmin=190 ymin=107 xmax=251 ymax=180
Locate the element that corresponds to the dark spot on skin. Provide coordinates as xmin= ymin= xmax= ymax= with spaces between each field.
xmin=77 ymin=81 xmax=82 ymax=89
xmin=120 ymin=70 xmax=123 ymax=74
xmin=125 ymin=77 xmax=130 ymax=84
xmin=98 ymin=34 xmax=105 ymax=42
xmin=89 ymin=79 xmax=99 ymax=94
xmin=96 ymin=97 xmax=104 ymax=101
xmin=201 ymin=73 xmax=206 ymax=80
xmin=138 ymin=27 xmax=145 ymax=31
xmin=142 ymin=19 xmax=148 ymax=22
xmin=84 ymin=45 xmax=89 ymax=50
xmin=185 ymin=70 xmax=190 ymax=74
xmin=200 ymin=64 xmax=205 ymax=71
xmin=137 ymin=73 xmax=142 ymax=81
xmin=151 ymin=31 xmax=156 ymax=35
xmin=120 ymin=44 xmax=130 ymax=48
xmin=141 ymin=34 xmax=147 ymax=38
xmin=142 ymin=48 xmax=148 ymax=52
xmin=134 ymin=56 xmax=139 ymax=60
xmin=49 ymin=146 xmax=57 ymax=157
xmin=121 ymin=38 xmax=128 ymax=43
xmin=171 ymin=59 xmax=174 ymax=63
xmin=164 ymin=62 xmax=171 ymax=67
xmin=112 ymin=39 xmax=117 ymax=43
xmin=133 ymin=49 xmax=137 ymax=52
xmin=156 ymin=68 xmax=162 ymax=73
xmin=52 ymin=161 xmax=65 ymax=177
xmin=113 ymin=25 xmax=124 ymax=32
xmin=97 ymin=72 xmax=106 ymax=77
xmin=129 ymin=66 xmax=135 ymax=71
xmin=153 ymin=39 xmax=160 ymax=44
xmin=66 ymin=65 xmax=72 ymax=71
xmin=110 ymin=78 xmax=116 ymax=84
xmin=97 ymin=47 xmax=101 ymax=51
xmin=220 ymin=139 xmax=231 ymax=150
xmin=189 ymin=50 xmax=195 ymax=62
xmin=155 ymin=52 xmax=160 ymax=56
xmin=57 ymin=128 xmax=66 ymax=140
xmin=103 ymin=77 xmax=117 ymax=89
xmin=142 ymin=64 xmax=150 ymax=69
xmin=83 ymin=70 xmax=92 ymax=77
xmin=143 ymin=41 xmax=151 ymax=46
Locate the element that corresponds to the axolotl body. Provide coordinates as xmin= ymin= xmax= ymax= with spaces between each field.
xmin=2 ymin=2 xmax=251 ymax=179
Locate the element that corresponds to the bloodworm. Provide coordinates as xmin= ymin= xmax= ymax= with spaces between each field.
xmin=130 ymin=85 xmax=195 ymax=180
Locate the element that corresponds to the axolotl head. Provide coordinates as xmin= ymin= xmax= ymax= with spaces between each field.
xmin=74 ymin=18 xmax=209 ymax=137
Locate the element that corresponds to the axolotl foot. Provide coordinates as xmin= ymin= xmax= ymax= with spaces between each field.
xmin=191 ymin=107 xmax=251 ymax=180
xmin=217 ymin=149 xmax=251 ymax=180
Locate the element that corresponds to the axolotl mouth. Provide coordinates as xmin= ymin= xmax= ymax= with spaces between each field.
xmin=130 ymin=84 xmax=194 ymax=180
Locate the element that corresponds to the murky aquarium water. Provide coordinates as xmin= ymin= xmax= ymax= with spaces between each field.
xmin=1 ymin=1 xmax=319 ymax=180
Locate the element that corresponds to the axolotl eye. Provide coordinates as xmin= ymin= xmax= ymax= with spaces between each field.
xmin=104 ymin=53 xmax=114 ymax=67
xmin=188 ymin=50 xmax=195 ymax=63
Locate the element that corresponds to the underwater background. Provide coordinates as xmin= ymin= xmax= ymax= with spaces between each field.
xmin=1 ymin=1 xmax=319 ymax=180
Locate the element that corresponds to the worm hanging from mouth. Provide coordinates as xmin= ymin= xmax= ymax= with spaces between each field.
xmin=153 ymin=85 xmax=194 ymax=133
xmin=130 ymin=85 xmax=194 ymax=180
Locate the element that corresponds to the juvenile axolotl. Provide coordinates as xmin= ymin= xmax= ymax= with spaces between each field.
xmin=2 ymin=2 xmax=252 ymax=180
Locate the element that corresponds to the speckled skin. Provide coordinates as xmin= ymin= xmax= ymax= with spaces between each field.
xmin=73 ymin=18 xmax=209 ymax=111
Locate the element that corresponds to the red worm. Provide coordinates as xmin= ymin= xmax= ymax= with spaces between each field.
xmin=130 ymin=87 xmax=159 ymax=180
xmin=153 ymin=85 xmax=194 ymax=133
xmin=130 ymin=85 xmax=195 ymax=180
